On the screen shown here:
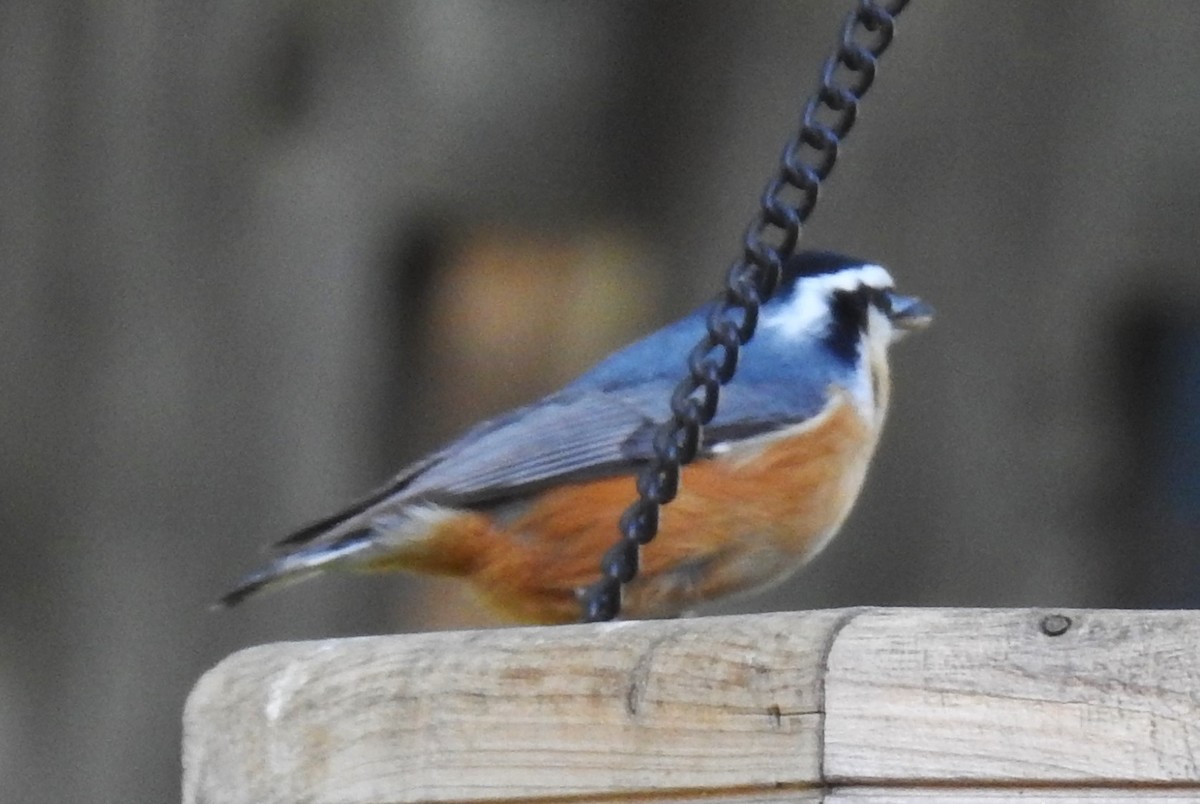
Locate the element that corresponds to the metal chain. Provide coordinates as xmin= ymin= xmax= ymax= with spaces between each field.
xmin=580 ymin=0 xmax=910 ymax=622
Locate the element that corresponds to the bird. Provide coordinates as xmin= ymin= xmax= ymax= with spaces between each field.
xmin=219 ymin=251 xmax=932 ymax=623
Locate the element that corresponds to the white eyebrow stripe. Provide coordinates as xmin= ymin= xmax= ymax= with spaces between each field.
xmin=759 ymin=264 xmax=894 ymax=340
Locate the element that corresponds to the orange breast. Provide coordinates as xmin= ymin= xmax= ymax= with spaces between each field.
xmin=381 ymin=394 xmax=880 ymax=624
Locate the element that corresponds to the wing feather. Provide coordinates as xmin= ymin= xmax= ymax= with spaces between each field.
xmin=399 ymin=379 xmax=828 ymax=506
xmin=401 ymin=385 xmax=674 ymax=504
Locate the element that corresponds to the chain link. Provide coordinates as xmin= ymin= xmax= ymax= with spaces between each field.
xmin=580 ymin=0 xmax=910 ymax=622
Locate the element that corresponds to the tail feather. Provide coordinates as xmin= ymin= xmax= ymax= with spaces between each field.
xmin=216 ymin=529 xmax=376 ymax=608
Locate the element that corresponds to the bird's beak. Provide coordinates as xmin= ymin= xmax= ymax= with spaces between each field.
xmin=886 ymin=291 xmax=934 ymax=331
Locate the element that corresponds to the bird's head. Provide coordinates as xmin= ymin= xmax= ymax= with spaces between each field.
xmin=759 ymin=251 xmax=932 ymax=359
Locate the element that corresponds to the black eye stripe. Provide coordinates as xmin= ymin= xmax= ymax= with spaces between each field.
xmin=831 ymin=287 xmax=870 ymax=322
xmin=825 ymin=287 xmax=870 ymax=362
xmin=869 ymin=287 xmax=892 ymax=314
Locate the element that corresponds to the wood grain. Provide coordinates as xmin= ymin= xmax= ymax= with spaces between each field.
xmin=827 ymin=791 xmax=1200 ymax=802
xmin=824 ymin=609 xmax=1200 ymax=784
xmin=183 ymin=610 xmax=846 ymax=804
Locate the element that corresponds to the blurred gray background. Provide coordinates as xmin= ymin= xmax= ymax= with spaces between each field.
xmin=4 ymin=1 xmax=1200 ymax=802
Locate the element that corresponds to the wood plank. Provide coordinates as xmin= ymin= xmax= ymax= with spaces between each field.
xmin=183 ymin=611 xmax=846 ymax=804
xmin=828 ymin=790 xmax=1200 ymax=802
xmin=824 ymin=609 xmax=1200 ymax=785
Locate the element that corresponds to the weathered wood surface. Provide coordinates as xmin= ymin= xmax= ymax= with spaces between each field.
xmin=825 ymin=609 xmax=1200 ymax=785
xmin=826 ymin=794 xmax=1200 ymax=802
xmin=184 ymin=610 xmax=845 ymax=803
xmin=183 ymin=608 xmax=1200 ymax=803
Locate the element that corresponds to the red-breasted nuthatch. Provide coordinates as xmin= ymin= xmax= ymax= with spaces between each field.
xmin=221 ymin=251 xmax=932 ymax=623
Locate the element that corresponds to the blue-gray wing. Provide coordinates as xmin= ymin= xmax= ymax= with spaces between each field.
xmin=273 ymin=377 xmax=831 ymax=549
xmin=399 ymin=387 xmax=670 ymax=504
xmin=398 ymin=379 xmax=829 ymax=507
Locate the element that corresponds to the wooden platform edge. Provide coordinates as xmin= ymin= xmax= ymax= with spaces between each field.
xmin=182 ymin=608 xmax=1200 ymax=804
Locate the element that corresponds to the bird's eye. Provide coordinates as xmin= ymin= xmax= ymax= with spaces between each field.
xmin=829 ymin=287 xmax=871 ymax=335
xmin=869 ymin=287 xmax=893 ymax=314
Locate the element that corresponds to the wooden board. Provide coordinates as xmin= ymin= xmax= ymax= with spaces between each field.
xmin=824 ymin=609 xmax=1200 ymax=784
xmin=183 ymin=610 xmax=847 ymax=803
xmin=183 ymin=608 xmax=1200 ymax=803
xmin=827 ymin=792 xmax=1200 ymax=802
